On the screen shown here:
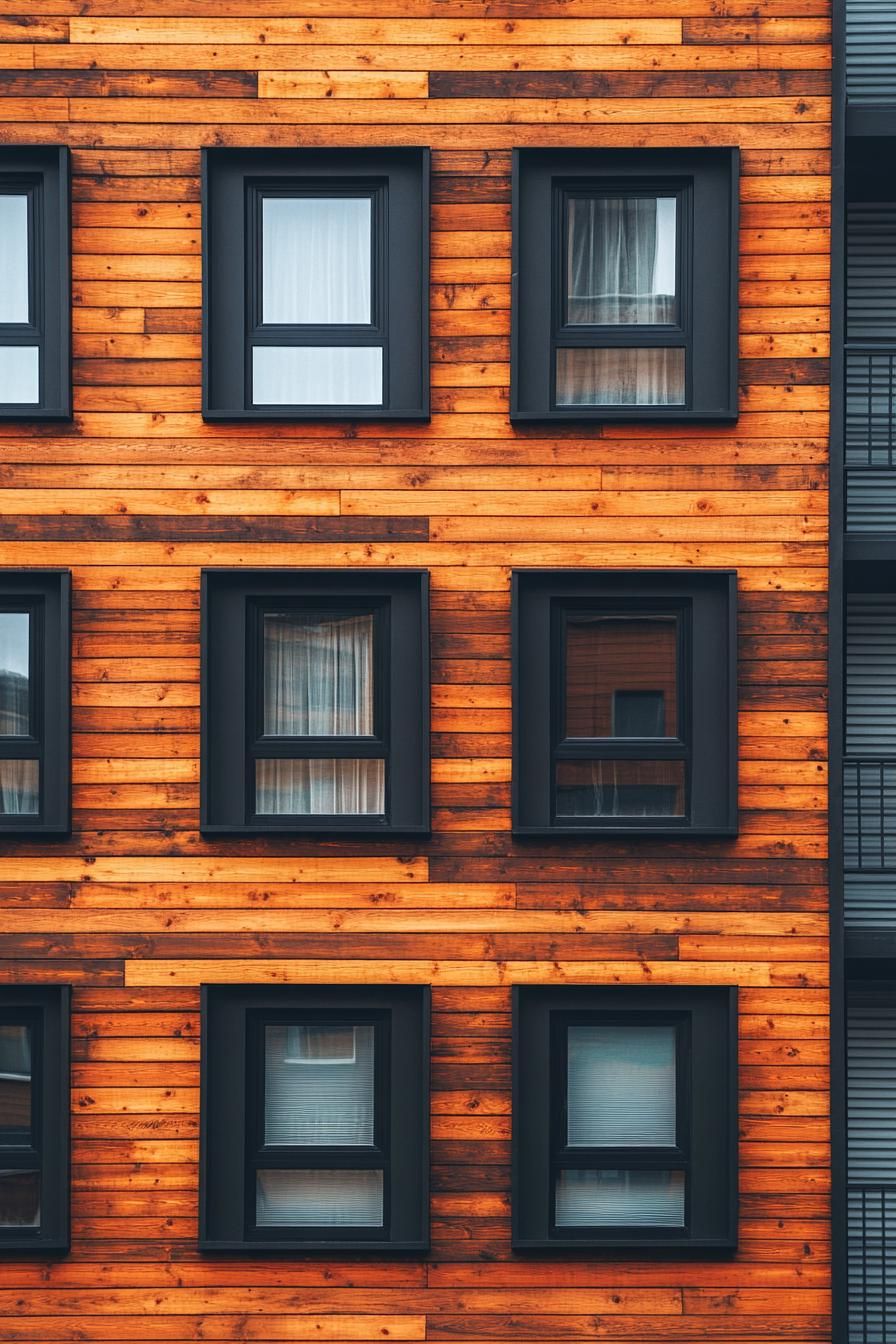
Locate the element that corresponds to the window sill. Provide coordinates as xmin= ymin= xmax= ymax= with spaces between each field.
xmin=201 ymin=407 xmax=430 ymax=423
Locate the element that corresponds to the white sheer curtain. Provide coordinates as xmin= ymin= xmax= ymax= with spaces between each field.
xmin=264 ymin=1024 xmax=375 ymax=1146
xmin=0 ymin=761 xmax=38 ymax=816
xmin=254 ymin=196 xmax=381 ymax=407
xmin=560 ymin=195 xmax=682 ymax=406
xmin=262 ymin=196 xmax=372 ymax=325
xmin=556 ymin=346 xmax=684 ymax=407
xmin=256 ymin=613 xmax=385 ymax=816
xmin=567 ymin=196 xmax=677 ymax=326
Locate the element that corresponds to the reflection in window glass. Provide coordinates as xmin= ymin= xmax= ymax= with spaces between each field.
xmin=0 ymin=1025 xmax=30 ymax=1142
xmin=0 ymin=1169 xmax=39 ymax=1228
xmin=0 ymin=612 xmax=29 ymax=736
xmin=0 ymin=196 xmax=29 ymax=325
xmin=555 ymin=760 xmax=685 ymax=818
xmin=262 ymin=196 xmax=372 ymax=326
xmin=555 ymin=1169 xmax=684 ymax=1228
xmin=257 ymin=1168 xmax=383 ymax=1227
xmin=565 ymin=616 xmax=678 ymax=740
xmin=567 ymin=1024 xmax=676 ymax=1147
xmin=264 ymin=1022 xmax=375 ymax=1145
xmin=557 ymin=346 xmax=685 ymax=407
xmin=566 ymin=195 xmax=677 ymax=326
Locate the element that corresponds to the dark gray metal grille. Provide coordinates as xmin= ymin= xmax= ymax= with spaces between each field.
xmin=847 ymin=1 xmax=896 ymax=103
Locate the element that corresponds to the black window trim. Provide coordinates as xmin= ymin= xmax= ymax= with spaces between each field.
xmin=200 ymin=984 xmax=430 ymax=1253
xmin=200 ymin=568 xmax=430 ymax=835
xmin=202 ymin=146 xmax=430 ymax=422
xmin=0 ymin=569 xmax=71 ymax=836
xmin=0 ymin=984 xmax=70 ymax=1254
xmin=511 ymin=146 xmax=739 ymax=423
xmin=512 ymin=984 xmax=738 ymax=1253
xmin=512 ymin=568 xmax=738 ymax=837
xmin=0 ymin=146 xmax=70 ymax=422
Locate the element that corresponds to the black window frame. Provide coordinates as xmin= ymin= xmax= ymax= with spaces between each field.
xmin=0 ymin=985 xmax=70 ymax=1254
xmin=0 ymin=570 xmax=70 ymax=835
xmin=512 ymin=985 xmax=738 ymax=1253
xmin=200 ymin=984 xmax=430 ymax=1252
xmin=0 ymin=146 xmax=70 ymax=422
xmin=512 ymin=569 xmax=737 ymax=836
xmin=201 ymin=569 xmax=430 ymax=835
xmin=511 ymin=147 xmax=739 ymax=423
xmin=202 ymin=147 xmax=430 ymax=421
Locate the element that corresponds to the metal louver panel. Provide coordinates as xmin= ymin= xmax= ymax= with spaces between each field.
xmin=848 ymin=206 xmax=896 ymax=342
xmin=847 ymin=0 xmax=896 ymax=102
xmin=847 ymin=597 xmax=896 ymax=754
xmin=848 ymin=990 xmax=896 ymax=1343
xmin=849 ymin=472 xmax=896 ymax=531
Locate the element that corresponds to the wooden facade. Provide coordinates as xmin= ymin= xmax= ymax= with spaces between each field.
xmin=0 ymin=0 xmax=832 ymax=1340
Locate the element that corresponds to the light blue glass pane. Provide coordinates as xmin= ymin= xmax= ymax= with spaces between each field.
xmin=556 ymin=1169 xmax=685 ymax=1228
xmin=253 ymin=346 xmax=382 ymax=406
xmin=0 ymin=347 xmax=39 ymax=405
xmin=0 ymin=197 xmax=29 ymax=323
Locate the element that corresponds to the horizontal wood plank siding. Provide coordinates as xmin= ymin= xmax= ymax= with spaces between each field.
xmin=0 ymin=0 xmax=830 ymax=1340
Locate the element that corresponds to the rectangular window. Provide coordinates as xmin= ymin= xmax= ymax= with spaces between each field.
xmin=201 ymin=986 xmax=429 ymax=1251
xmin=513 ymin=986 xmax=737 ymax=1252
xmin=202 ymin=570 xmax=429 ymax=834
xmin=512 ymin=148 xmax=738 ymax=422
xmin=0 ymin=572 xmax=70 ymax=834
xmin=0 ymin=986 xmax=69 ymax=1253
xmin=513 ymin=570 xmax=737 ymax=835
xmin=0 ymin=147 xmax=70 ymax=420
xmin=203 ymin=148 xmax=429 ymax=420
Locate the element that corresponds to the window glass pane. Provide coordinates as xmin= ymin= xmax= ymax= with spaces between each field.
xmin=565 ymin=616 xmax=678 ymax=739
xmin=0 ymin=196 xmax=29 ymax=324
xmin=0 ymin=760 xmax=38 ymax=816
xmin=263 ymin=612 xmax=375 ymax=737
xmin=0 ymin=612 xmax=29 ymax=736
xmin=256 ymin=1168 xmax=383 ymax=1228
xmin=264 ymin=1021 xmax=375 ymax=1145
xmin=0 ymin=1169 xmax=40 ymax=1227
xmin=556 ymin=347 xmax=685 ymax=407
xmin=567 ymin=1023 xmax=677 ymax=1147
xmin=0 ymin=346 xmax=39 ymax=405
xmin=255 ymin=758 xmax=385 ymax=817
xmin=555 ymin=760 xmax=685 ymax=818
xmin=253 ymin=345 xmax=383 ymax=407
xmin=0 ymin=1025 xmax=30 ymax=1142
xmin=567 ymin=196 xmax=677 ymax=325
xmin=262 ymin=196 xmax=372 ymax=326
xmin=555 ymin=1169 xmax=684 ymax=1228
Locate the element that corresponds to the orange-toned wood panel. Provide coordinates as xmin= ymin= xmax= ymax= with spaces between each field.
xmin=0 ymin=0 xmax=829 ymax=1341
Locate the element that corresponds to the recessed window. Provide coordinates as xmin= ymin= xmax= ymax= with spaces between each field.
xmin=203 ymin=148 xmax=429 ymax=420
xmin=201 ymin=986 xmax=429 ymax=1251
xmin=512 ymin=570 xmax=737 ymax=835
xmin=0 ymin=986 xmax=69 ymax=1253
xmin=0 ymin=147 xmax=70 ymax=420
xmin=0 ymin=571 xmax=70 ymax=834
xmin=512 ymin=148 xmax=738 ymax=421
xmin=513 ymin=986 xmax=737 ymax=1252
xmin=201 ymin=570 xmax=429 ymax=834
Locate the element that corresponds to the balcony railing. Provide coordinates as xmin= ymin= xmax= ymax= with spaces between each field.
xmin=845 ymin=348 xmax=896 ymax=530
xmin=850 ymin=1184 xmax=896 ymax=1344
